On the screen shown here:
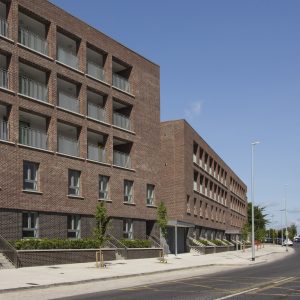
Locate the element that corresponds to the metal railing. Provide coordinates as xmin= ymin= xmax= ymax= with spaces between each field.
xmin=106 ymin=233 xmax=127 ymax=259
xmin=112 ymin=73 xmax=130 ymax=93
xmin=113 ymin=112 xmax=131 ymax=131
xmin=19 ymin=126 xmax=48 ymax=149
xmin=58 ymin=91 xmax=79 ymax=113
xmin=0 ymin=234 xmax=20 ymax=268
xmin=87 ymin=143 xmax=106 ymax=162
xmin=18 ymin=26 xmax=48 ymax=55
xmin=113 ymin=150 xmax=131 ymax=168
xmin=0 ymin=121 xmax=8 ymax=140
xmin=147 ymin=235 xmax=161 ymax=248
xmin=19 ymin=75 xmax=48 ymax=102
xmin=87 ymin=102 xmax=105 ymax=122
xmin=0 ymin=69 xmax=9 ymax=89
xmin=57 ymin=135 xmax=79 ymax=157
xmin=57 ymin=46 xmax=78 ymax=69
xmin=0 ymin=18 xmax=8 ymax=37
xmin=87 ymin=61 xmax=105 ymax=81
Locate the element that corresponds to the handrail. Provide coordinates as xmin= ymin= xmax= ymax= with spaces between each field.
xmin=147 ymin=235 xmax=161 ymax=248
xmin=106 ymin=233 xmax=127 ymax=249
xmin=0 ymin=234 xmax=20 ymax=268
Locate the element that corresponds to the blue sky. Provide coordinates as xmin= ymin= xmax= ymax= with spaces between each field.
xmin=51 ymin=0 xmax=300 ymax=231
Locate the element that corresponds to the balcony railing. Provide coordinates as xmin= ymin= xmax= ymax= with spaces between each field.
xmin=113 ymin=150 xmax=131 ymax=169
xmin=57 ymin=46 xmax=78 ymax=69
xmin=19 ymin=126 xmax=48 ymax=149
xmin=87 ymin=61 xmax=105 ymax=81
xmin=18 ymin=27 xmax=48 ymax=55
xmin=113 ymin=112 xmax=131 ymax=131
xmin=19 ymin=75 xmax=48 ymax=102
xmin=88 ymin=143 xmax=106 ymax=163
xmin=87 ymin=102 xmax=105 ymax=122
xmin=0 ymin=121 xmax=8 ymax=140
xmin=112 ymin=73 xmax=130 ymax=93
xmin=57 ymin=135 xmax=79 ymax=157
xmin=58 ymin=91 xmax=79 ymax=113
xmin=0 ymin=18 xmax=8 ymax=37
xmin=0 ymin=69 xmax=8 ymax=89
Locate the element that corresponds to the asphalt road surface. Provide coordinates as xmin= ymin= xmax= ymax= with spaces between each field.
xmin=55 ymin=244 xmax=300 ymax=300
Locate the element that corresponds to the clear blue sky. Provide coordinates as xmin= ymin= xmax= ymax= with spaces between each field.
xmin=51 ymin=0 xmax=300 ymax=232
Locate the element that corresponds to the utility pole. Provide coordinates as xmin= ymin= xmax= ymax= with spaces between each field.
xmin=284 ymin=184 xmax=288 ymax=252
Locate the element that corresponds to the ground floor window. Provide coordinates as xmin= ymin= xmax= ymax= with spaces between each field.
xmin=123 ymin=219 xmax=133 ymax=239
xmin=22 ymin=212 xmax=39 ymax=238
xmin=67 ymin=215 xmax=81 ymax=239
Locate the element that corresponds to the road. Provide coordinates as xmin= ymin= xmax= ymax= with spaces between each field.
xmin=55 ymin=243 xmax=300 ymax=300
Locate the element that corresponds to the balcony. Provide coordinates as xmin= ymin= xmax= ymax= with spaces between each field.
xmin=58 ymin=91 xmax=79 ymax=113
xmin=0 ymin=69 xmax=8 ymax=89
xmin=113 ymin=150 xmax=131 ymax=169
xmin=88 ymin=144 xmax=106 ymax=163
xmin=0 ymin=18 xmax=8 ymax=37
xmin=193 ymin=182 xmax=198 ymax=191
xmin=113 ymin=112 xmax=131 ymax=131
xmin=0 ymin=121 xmax=8 ymax=140
xmin=87 ymin=102 xmax=105 ymax=122
xmin=19 ymin=75 xmax=48 ymax=102
xmin=18 ymin=27 xmax=48 ymax=55
xmin=19 ymin=126 xmax=47 ymax=149
xmin=57 ymin=46 xmax=78 ymax=69
xmin=57 ymin=135 xmax=79 ymax=157
xmin=112 ymin=73 xmax=130 ymax=93
xmin=87 ymin=61 xmax=104 ymax=81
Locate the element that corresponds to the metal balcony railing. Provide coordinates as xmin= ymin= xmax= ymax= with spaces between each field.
xmin=88 ymin=143 xmax=106 ymax=163
xmin=58 ymin=91 xmax=79 ymax=113
xmin=19 ymin=75 xmax=48 ymax=102
xmin=0 ymin=18 xmax=8 ymax=37
xmin=113 ymin=112 xmax=131 ymax=131
xmin=112 ymin=73 xmax=130 ymax=93
xmin=57 ymin=46 xmax=78 ymax=69
xmin=0 ymin=69 xmax=8 ymax=89
xmin=87 ymin=102 xmax=105 ymax=122
xmin=18 ymin=27 xmax=48 ymax=55
xmin=113 ymin=150 xmax=131 ymax=168
xmin=57 ymin=135 xmax=79 ymax=157
xmin=0 ymin=121 xmax=8 ymax=140
xmin=19 ymin=126 xmax=48 ymax=149
xmin=87 ymin=61 xmax=105 ymax=81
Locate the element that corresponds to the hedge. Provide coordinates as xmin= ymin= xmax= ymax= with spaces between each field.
xmin=211 ymin=240 xmax=224 ymax=246
xmin=120 ymin=239 xmax=152 ymax=248
xmin=198 ymin=239 xmax=209 ymax=246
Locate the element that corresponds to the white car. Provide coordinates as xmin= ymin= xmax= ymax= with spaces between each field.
xmin=283 ymin=239 xmax=293 ymax=246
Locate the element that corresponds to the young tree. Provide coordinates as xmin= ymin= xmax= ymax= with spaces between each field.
xmin=157 ymin=201 xmax=168 ymax=239
xmin=247 ymin=202 xmax=269 ymax=239
xmin=94 ymin=202 xmax=110 ymax=246
xmin=288 ymin=223 xmax=297 ymax=240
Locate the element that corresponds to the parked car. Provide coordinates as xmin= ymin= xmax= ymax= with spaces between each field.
xmin=283 ymin=239 xmax=293 ymax=246
xmin=293 ymin=236 xmax=300 ymax=242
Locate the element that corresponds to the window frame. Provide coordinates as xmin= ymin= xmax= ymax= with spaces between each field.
xmin=68 ymin=169 xmax=81 ymax=196
xmin=67 ymin=215 xmax=81 ymax=239
xmin=22 ymin=212 xmax=39 ymax=238
xmin=124 ymin=180 xmax=133 ymax=203
xmin=99 ymin=175 xmax=109 ymax=200
xmin=123 ymin=218 xmax=133 ymax=240
xmin=23 ymin=161 xmax=39 ymax=191
xmin=146 ymin=184 xmax=155 ymax=205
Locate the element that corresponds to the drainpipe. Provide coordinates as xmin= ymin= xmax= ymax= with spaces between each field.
xmin=175 ymin=225 xmax=178 ymax=256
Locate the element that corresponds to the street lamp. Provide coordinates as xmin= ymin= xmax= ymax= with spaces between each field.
xmin=251 ymin=141 xmax=260 ymax=261
xmin=284 ymin=184 xmax=288 ymax=252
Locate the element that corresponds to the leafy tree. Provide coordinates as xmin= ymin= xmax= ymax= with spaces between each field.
xmin=241 ymin=223 xmax=250 ymax=242
xmin=288 ymin=224 xmax=297 ymax=240
xmin=157 ymin=201 xmax=168 ymax=239
xmin=247 ymin=203 xmax=269 ymax=240
xmin=94 ymin=202 xmax=110 ymax=246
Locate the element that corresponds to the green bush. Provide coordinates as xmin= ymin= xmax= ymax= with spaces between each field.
xmin=10 ymin=239 xmax=102 ymax=250
xmin=198 ymin=239 xmax=209 ymax=246
xmin=120 ymin=239 xmax=152 ymax=248
xmin=222 ymin=240 xmax=231 ymax=245
xmin=211 ymin=240 xmax=224 ymax=246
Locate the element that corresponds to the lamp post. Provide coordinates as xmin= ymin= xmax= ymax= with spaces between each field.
xmin=251 ymin=141 xmax=260 ymax=261
xmin=284 ymin=184 xmax=288 ymax=252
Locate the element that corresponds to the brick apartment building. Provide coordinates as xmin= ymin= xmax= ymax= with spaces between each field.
xmin=0 ymin=0 xmax=160 ymax=241
xmin=160 ymin=120 xmax=247 ymax=254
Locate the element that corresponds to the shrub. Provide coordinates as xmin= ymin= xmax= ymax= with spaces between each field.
xmin=211 ymin=240 xmax=224 ymax=246
xmin=198 ymin=239 xmax=209 ymax=246
xmin=120 ymin=239 xmax=152 ymax=248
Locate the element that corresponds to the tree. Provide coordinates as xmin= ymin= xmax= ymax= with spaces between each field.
xmin=247 ymin=202 xmax=268 ymax=240
xmin=241 ymin=223 xmax=250 ymax=242
xmin=157 ymin=201 xmax=168 ymax=239
xmin=288 ymin=224 xmax=297 ymax=240
xmin=94 ymin=202 xmax=110 ymax=246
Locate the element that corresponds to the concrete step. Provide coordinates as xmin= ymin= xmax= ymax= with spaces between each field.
xmin=0 ymin=253 xmax=14 ymax=269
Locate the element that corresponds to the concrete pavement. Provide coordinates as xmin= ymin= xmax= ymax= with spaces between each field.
xmin=0 ymin=244 xmax=294 ymax=297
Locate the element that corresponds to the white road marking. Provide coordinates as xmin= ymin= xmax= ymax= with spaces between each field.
xmin=214 ymin=287 xmax=259 ymax=300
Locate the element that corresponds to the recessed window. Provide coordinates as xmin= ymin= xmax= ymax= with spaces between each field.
xmin=23 ymin=161 xmax=39 ymax=191
xmin=22 ymin=212 xmax=38 ymax=238
xmin=67 ymin=215 xmax=81 ymax=239
xmin=123 ymin=219 xmax=133 ymax=239
xmin=147 ymin=184 xmax=155 ymax=206
xmin=99 ymin=175 xmax=109 ymax=200
xmin=68 ymin=170 xmax=81 ymax=196
xmin=124 ymin=180 xmax=133 ymax=203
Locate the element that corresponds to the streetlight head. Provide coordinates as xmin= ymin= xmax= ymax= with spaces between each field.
xmin=252 ymin=141 xmax=260 ymax=145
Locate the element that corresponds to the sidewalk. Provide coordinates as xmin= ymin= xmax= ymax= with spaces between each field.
xmin=0 ymin=244 xmax=294 ymax=293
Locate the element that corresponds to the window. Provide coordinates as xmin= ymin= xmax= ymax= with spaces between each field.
xmin=186 ymin=195 xmax=190 ymax=214
xmin=124 ymin=180 xmax=133 ymax=203
xmin=68 ymin=170 xmax=81 ymax=196
xmin=194 ymin=198 xmax=197 ymax=216
xmin=23 ymin=161 xmax=39 ymax=191
xmin=22 ymin=212 xmax=38 ymax=238
xmin=67 ymin=215 xmax=81 ymax=239
xmin=99 ymin=175 xmax=109 ymax=200
xmin=146 ymin=184 xmax=155 ymax=205
xmin=123 ymin=219 xmax=133 ymax=239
